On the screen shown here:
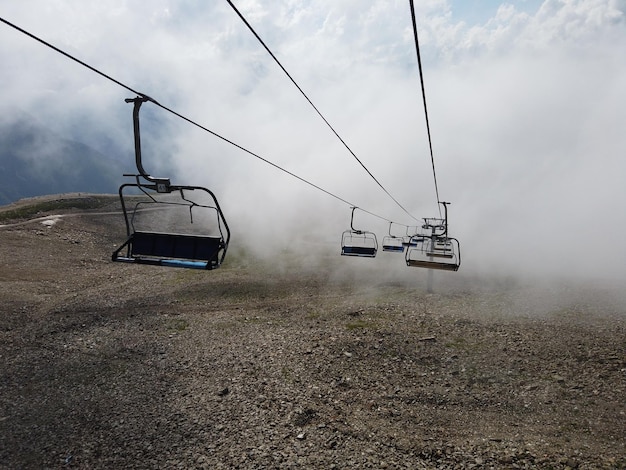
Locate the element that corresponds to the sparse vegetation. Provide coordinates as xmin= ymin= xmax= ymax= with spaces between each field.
xmin=167 ymin=317 xmax=189 ymax=331
xmin=345 ymin=319 xmax=374 ymax=330
xmin=0 ymin=194 xmax=117 ymax=222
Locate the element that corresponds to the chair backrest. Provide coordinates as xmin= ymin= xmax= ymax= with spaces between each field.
xmin=131 ymin=231 xmax=224 ymax=262
xmin=405 ymin=236 xmax=461 ymax=271
xmin=342 ymin=245 xmax=377 ymax=257
xmin=406 ymin=259 xmax=459 ymax=271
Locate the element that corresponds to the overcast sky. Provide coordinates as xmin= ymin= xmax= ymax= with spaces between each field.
xmin=1 ymin=0 xmax=625 ymax=282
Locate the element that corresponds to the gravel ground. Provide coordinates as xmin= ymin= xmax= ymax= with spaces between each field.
xmin=0 ymin=195 xmax=625 ymax=469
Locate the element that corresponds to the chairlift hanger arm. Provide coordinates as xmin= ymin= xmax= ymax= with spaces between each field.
xmin=126 ymin=96 xmax=171 ymax=191
xmin=388 ymin=221 xmax=405 ymax=238
xmin=350 ymin=206 xmax=362 ymax=234
xmin=440 ymin=201 xmax=450 ymax=236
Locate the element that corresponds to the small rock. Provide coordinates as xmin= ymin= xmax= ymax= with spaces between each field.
xmin=418 ymin=336 xmax=436 ymax=342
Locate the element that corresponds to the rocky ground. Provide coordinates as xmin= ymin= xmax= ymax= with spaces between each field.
xmin=0 ymin=194 xmax=625 ymax=469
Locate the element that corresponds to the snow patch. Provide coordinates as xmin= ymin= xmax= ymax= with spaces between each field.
xmin=41 ymin=215 xmax=62 ymax=227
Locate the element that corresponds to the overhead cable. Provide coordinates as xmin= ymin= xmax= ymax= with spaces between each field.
xmin=409 ymin=0 xmax=442 ymax=217
xmin=0 ymin=15 xmax=403 ymax=226
xmin=226 ymin=0 xmax=420 ymax=223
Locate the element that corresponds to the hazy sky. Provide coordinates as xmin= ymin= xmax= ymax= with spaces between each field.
xmin=1 ymin=0 xmax=625 ymax=281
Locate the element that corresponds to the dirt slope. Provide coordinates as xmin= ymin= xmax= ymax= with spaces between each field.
xmin=0 ymin=195 xmax=625 ymax=469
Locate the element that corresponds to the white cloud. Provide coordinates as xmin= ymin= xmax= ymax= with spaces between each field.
xmin=1 ymin=0 xmax=624 ymax=281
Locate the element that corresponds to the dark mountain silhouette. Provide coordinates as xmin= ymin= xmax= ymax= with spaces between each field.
xmin=0 ymin=113 xmax=122 ymax=205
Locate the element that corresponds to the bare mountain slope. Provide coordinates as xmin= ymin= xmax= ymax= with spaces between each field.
xmin=0 ymin=195 xmax=625 ymax=469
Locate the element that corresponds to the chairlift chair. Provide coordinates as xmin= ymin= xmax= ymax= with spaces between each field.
xmin=382 ymin=222 xmax=405 ymax=253
xmin=405 ymin=202 xmax=461 ymax=271
xmin=402 ymin=225 xmax=420 ymax=248
xmin=112 ymin=96 xmax=230 ymax=270
xmin=341 ymin=207 xmax=378 ymax=258
xmin=405 ymin=235 xmax=461 ymax=271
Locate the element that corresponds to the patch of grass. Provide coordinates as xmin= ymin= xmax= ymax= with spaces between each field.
xmin=167 ymin=318 xmax=189 ymax=331
xmin=444 ymin=336 xmax=484 ymax=353
xmin=281 ymin=366 xmax=294 ymax=382
xmin=173 ymin=278 xmax=295 ymax=305
xmin=345 ymin=319 xmax=375 ymax=330
xmin=547 ymin=306 xmax=587 ymax=320
xmin=0 ymin=196 xmax=116 ymax=222
xmin=445 ymin=336 xmax=468 ymax=349
xmin=306 ymin=310 xmax=322 ymax=320
xmin=209 ymin=320 xmax=240 ymax=333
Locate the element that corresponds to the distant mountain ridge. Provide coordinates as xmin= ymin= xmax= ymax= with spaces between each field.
xmin=0 ymin=112 xmax=121 ymax=205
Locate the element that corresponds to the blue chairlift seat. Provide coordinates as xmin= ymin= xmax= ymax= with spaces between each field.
xmin=113 ymin=231 xmax=226 ymax=270
xmin=382 ymin=223 xmax=405 ymax=253
xmin=342 ymin=245 xmax=378 ymax=257
xmin=382 ymin=236 xmax=405 ymax=253
xmin=341 ymin=230 xmax=378 ymax=258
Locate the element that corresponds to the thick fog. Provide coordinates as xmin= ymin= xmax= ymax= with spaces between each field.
xmin=1 ymin=0 xmax=625 ymax=283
